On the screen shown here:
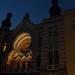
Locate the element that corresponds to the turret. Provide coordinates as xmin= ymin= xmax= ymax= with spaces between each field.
xmin=49 ymin=0 xmax=61 ymax=17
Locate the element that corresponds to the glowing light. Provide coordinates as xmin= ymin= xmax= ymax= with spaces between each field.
xmin=13 ymin=32 xmax=31 ymax=51
xmin=3 ymin=43 xmax=7 ymax=52
xmin=7 ymin=32 xmax=32 ymax=70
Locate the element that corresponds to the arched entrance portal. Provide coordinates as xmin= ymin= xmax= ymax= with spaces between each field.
xmin=3 ymin=32 xmax=32 ymax=72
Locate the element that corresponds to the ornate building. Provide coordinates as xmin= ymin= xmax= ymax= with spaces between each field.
xmin=0 ymin=0 xmax=75 ymax=75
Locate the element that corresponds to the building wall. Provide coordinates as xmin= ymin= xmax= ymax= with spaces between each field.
xmin=1 ymin=9 xmax=75 ymax=75
xmin=63 ymin=9 xmax=75 ymax=75
xmin=47 ymin=16 xmax=66 ymax=74
xmin=7 ymin=16 xmax=67 ymax=74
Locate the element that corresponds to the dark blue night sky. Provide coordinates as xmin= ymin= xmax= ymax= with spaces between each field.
xmin=0 ymin=0 xmax=75 ymax=29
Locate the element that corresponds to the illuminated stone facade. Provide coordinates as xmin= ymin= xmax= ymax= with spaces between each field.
xmin=0 ymin=0 xmax=75 ymax=75
xmin=3 ymin=14 xmax=66 ymax=75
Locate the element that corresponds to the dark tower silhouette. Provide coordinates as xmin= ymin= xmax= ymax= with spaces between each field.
xmin=0 ymin=12 xmax=12 ymax=51
xmin=0 ymin=12 xmax=12 ymax=71
xmin=24 ymin=13 xmax=30 ymax=22
xmin=49 ymin=0 xmax=61 ymax=17
xmin=1 ymin=12 xmax=12 ymax=31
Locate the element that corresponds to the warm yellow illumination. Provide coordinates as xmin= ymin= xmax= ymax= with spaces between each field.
xmin=7 ymin=32 xmax=32 ymax=70
xmin=3 ymin=43 xmax=7 ymax=52
xmin=13 ymin=32 xmax=31 ymax=51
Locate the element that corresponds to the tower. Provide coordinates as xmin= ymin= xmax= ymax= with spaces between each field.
xmin=0 ymin=12 xmax=12 ymax=71
xmin=0 ymin=12 xmax=12 ymax=51
xmin=49 ymin=0 xmax=61 ymax=17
